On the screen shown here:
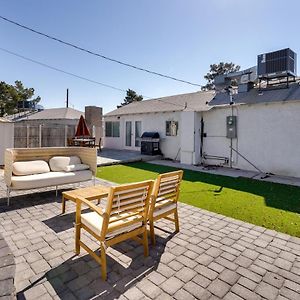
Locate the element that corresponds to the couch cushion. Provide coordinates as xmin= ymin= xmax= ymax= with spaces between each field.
xmin=11 ymin=170 xmax=92 ymax=190
xmin=12 ymin=160 xmax=50 ymax=176
xmin=49 ymin=156 xmax=81 ymax=171
xmin=63 ymin=164 xmax=90 ymax=172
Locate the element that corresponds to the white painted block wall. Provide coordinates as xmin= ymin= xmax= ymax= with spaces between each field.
xmin=180 ymin=111 xmax=196 ymax=165
xmin=104 ymin=112 xmax=181 ymax=160
xmin=104 ymin=100 xmax=300 ymax=178
xmin=202 ymin=101 xmax=300 ymax=177
xmin=0 ymin=122 xmax=14 ymax=165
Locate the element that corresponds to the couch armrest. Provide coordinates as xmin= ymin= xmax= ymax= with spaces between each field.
xmin=76 ymin=148 xmax=97 ymax=176
xmin=4 ymin=149 xmax=14 ymax=187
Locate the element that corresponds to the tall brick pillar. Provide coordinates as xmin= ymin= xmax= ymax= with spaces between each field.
xmin=85 ymin=106 xmax=103 ymax=146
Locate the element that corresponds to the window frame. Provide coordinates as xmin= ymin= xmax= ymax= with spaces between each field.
xmin=166 ymin=120 xmax=179 ymax=136
xmin=105 ymin=121 xmax=120 ymax=137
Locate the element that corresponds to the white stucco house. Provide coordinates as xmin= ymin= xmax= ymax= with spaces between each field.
xmin=104 ymin=91 xmax=214 ymax=164
xmin=104 ymin=82 xmax=300 ymax=178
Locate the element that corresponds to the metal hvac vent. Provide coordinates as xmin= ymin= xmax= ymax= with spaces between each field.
xmin=257 ymin=48 xmax=297 ymax=78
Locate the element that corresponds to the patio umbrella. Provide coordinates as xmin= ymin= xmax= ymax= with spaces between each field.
xmin=75 ymin=115 xmax=91 ymax=137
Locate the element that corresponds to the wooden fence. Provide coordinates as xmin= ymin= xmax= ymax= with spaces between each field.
xmin=14 ymin=124 xmax=77 ymax=148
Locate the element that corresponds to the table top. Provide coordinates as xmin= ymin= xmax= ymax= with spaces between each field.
xmin=62 ymin=185 xmax=110 ymax=201
xmin=73 ymin=137 xmax=95 ymax=142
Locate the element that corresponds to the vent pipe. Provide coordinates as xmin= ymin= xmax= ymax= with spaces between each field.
xmin=66 ymin=89 xmax=69 ymax=108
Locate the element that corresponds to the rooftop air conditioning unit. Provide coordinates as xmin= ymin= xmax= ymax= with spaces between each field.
xmin=257 ymin=48 xmax=297 ymax=78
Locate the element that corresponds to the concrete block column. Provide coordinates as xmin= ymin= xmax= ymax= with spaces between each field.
xmin=85 ymin=106 xmax=103 ymax=145
xmin=180 ymin=111 xmax=196 ymax=165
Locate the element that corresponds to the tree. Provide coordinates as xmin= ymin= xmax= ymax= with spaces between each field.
xmin=118 ymin=89 xmax=143 ymax=108
xmin=202 ymin=62 xmax=240 ymax=91
xmin=0 ymin=80 xmax=41 ymax=117
xmin=0 ymin=82 xmax=14 ymax=116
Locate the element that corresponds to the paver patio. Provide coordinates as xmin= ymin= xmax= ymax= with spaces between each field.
xmin=0 ymin=176 xmax=300 ymax=299
xmin=97 ymin=149 xmax=162 ymax=166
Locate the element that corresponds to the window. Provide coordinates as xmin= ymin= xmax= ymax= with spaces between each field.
xmin=166 ymin=121 xmax=178 ymax=136
xmin=105 ymin=121 xmax=120 ymax=137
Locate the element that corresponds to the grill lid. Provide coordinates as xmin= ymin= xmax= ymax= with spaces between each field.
xmin=141 ymin=132 xmax=160 ymax=139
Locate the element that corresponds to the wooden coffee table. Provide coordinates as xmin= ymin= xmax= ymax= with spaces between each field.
xmin=62 ymin=185 xmax=110 ymax=214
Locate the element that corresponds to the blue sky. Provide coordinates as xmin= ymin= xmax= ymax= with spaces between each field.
xmin=0 ymin=0 xmax=299 ymax=113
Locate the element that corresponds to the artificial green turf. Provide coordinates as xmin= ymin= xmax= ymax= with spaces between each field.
xmin=97 ymin=162 xmax=300 ymax=237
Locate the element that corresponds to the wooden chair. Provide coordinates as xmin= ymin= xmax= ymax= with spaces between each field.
xmin=67 ymin=138 xmax=74 ymax=146
xmin=148 ymin=170 xmax=183 ymax=245
xmin=87 ymin=137 xmax=96 ymax=147
xmin=75 ymin=180 xmax=154 ymax=280
xmin=98 ymin=137 xmax=102 ymax=152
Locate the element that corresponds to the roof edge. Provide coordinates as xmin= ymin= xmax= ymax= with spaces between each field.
xmin=105 ymin=90 xmax=214 ymax=116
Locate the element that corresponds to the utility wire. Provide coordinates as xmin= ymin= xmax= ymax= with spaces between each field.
xmin=0 ymin=47 xmax=200 ymax=110
xmin=0 ymin=47 xmax=151 ymax=97
xmin=0 ymin=15 xmax=202 ymax=88
xmin=0 ymin=47 xmax=195 ymax=109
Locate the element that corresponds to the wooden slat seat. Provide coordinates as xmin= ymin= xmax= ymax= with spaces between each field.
xmin=149 ymin=170 xmax=183 ymax=245
xmin=81 ymin=211 xmax=143 ymax=237
xmin=153 ymin=201 xmax=177 ymax=218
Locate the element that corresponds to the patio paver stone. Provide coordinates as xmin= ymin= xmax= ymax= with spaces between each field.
xmin=0 ymin=176 xmax=300 ymax=299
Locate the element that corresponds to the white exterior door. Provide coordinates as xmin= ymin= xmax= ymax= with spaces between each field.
xmin=124 ymin=120 xmax=142 ymax=150
xmin=134 ymin=121 xmax=142 ymax=149
xmin=125 ymin=121 xmax=132 ymax=148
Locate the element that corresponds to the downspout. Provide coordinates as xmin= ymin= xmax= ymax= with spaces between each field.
xmin=228 ymin=88 xmax=234 ymax=168
xmin=200 ymin=115 xmax=204 ymax=164
xmin=229 ymin=105 xmax=233 ymax=168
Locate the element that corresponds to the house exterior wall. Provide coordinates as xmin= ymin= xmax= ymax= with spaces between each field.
xmin=0 ymin=122 xmax=14 ymax=165
xmin=104 ymin=100 xmax=300 ymax=178
xmin=194 ymin=112 xmax=202 ymax=165
xmin=180 ymin=111 xmax=203 ymax=165
xmin=104 ymin=112 xmax=181 ymax=159
xmin=180 ymin=111 xmax=194 ymax=164
xmin=202 ymin=101 xmax=300 ymax=177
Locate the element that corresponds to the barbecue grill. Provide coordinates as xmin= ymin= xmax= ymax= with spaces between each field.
xmin=140 ymin=132 xmax=161 ymax=155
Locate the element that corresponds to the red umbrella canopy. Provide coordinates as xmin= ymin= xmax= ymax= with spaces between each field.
xmin=75 ymin=115 xmax=91 ymax=137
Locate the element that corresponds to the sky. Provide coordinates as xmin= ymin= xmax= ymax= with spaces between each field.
xmin=0 ymin=0 xmax=300 ymax=114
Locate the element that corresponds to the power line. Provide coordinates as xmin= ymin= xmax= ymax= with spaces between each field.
xmin=0 ymin=47 xmax=199 ymax=110
xmin=0 ymin=47 xmax=151 ymax=98
xmin=0 ymin=15 xmax=202 ymax=88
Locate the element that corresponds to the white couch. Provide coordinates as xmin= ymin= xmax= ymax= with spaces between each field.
xmin=4 ymin=147 xmax=97 ymax=205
